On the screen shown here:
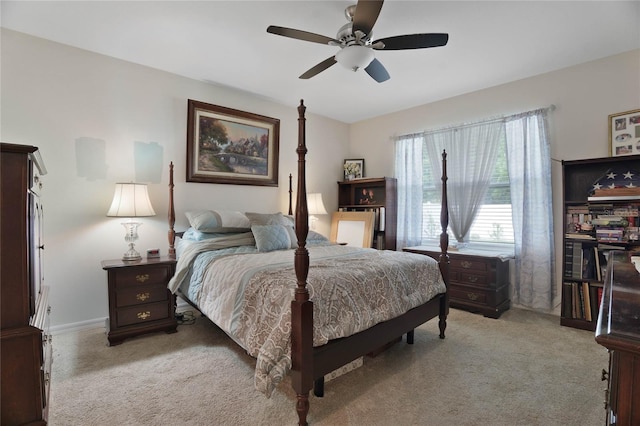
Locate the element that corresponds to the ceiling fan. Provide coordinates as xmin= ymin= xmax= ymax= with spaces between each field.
xmin=266 ymin=0 xmax=448 ymax=83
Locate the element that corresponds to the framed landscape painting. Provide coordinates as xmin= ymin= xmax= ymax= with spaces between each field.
xmin=187 ymin=99 xmax=280 ymax=186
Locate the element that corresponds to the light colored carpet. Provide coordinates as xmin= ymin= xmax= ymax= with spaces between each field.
xmin=49 ymin=308 xmax=607 ymax=426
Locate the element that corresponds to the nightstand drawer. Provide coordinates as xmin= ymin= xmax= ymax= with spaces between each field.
xmin=455 ymin=271 xmax=488 ymax=287
xmin=116 ymin=285 xmax=169 ymax=308
xmin=116 ymin=301 xmax=171 ymax=327
xmin=114 ymin=265 xmax=172 ymax=288
xmin=449 ymin=286 xmax=488 ymax=304
xmin=451 ymin=258 xmax=488 ymax=272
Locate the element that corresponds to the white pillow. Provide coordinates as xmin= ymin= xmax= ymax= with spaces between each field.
xmin=185 ymin=210 xmax=250 ymax=233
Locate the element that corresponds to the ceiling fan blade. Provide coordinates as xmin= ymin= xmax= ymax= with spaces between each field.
xmin=373 ymin=33 xmax=449 ymax=50
xmin=365 ymin=58 xmax=390 ymax=83
xmin=267 ymin=25 xmax=339 ymax=45
xmin=299 ymin=56 xmax=337 ymax=79
xmin=352 ymin=0 xmax=384 ymax=36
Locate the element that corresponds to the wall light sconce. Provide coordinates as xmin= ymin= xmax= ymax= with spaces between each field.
xmin=307 ymin=193 xmax=328 ymax=230
xmin=107 ymin=183 xmax=156 ymax=261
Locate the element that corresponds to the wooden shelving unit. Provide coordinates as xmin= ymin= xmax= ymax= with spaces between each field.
xmin=338 ymin=177 xmax=397 ymax=250
xmin=561 ymin=154 xmax=640 ymax=331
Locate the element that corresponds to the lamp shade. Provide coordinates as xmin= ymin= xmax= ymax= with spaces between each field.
xmin=107 ymin=183 xmax=156 ymax=217
xmin=307 ymin=193 xmax=328 ymax=215
xmin=335 ymin=45 xmax=375 ymax=71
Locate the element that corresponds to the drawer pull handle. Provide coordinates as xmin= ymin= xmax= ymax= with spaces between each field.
xmin=467 ymin=293 xmax=479 ymax=301
xmin=137 ymin=311 xmax=151 ymax=320
xmin=136 ymin=292 xmax=150 ymax=302
xmin=467 ymin=275 xmax=479 ymax=283
xmin=136 ymin=274 xmax=150 ymax=283
xmin=461 ymin=261 xmax=473 ymax=269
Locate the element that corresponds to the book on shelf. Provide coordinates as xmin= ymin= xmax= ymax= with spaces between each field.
xmin=564 ymin=232 xmax=595 ymax=240
xmin=572 ymin=242 xmax=582 ymax=279
xmin=582 ymin=282 xmax=592 ymax=321
xmin=594 ymin=246 xmax=602 ymax=281
xmin=571 ymin=282 xmax=580 ymax=319
xmin=564 ymin=241 xmax=606 ymax=281
xmin=567 ymin=281 xmax=589 ymax=321
xmin=581 ymin=247 xmax=596 ymax=280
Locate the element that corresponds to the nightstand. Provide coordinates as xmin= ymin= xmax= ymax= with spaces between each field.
xmin=101 ymin=256 xmax=178 ymax=345
xmin=403 ymin=246 xmax=512 ymax=318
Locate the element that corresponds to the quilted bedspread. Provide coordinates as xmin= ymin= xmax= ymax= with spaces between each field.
xmin=170 ymin=242 xmax=446 ymax=397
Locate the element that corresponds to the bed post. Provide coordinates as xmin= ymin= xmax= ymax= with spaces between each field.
xmin=438 ymin=150 xmax=449 ymax=339
xmin=168 ymin=161 xmax=176 ymax=259
xmin=291 ymin=100 xmax=313 ymax=426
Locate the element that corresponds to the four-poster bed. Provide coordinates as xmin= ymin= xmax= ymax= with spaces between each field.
xmin=167 ymin=100 xmax=450 ymax=425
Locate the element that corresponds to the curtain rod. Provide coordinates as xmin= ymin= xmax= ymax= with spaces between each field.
xmin=395 ymin=105 xmax=556 ymax=139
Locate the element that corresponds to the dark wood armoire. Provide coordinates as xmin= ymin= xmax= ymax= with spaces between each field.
xmin=1 ymin=143 xmax=51 ymax=425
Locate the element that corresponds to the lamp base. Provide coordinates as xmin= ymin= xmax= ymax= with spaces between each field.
xmin=122 ymin=245 xmax=142 ymax=262
xmin=121 ymin=221 xmax=142 ymax=261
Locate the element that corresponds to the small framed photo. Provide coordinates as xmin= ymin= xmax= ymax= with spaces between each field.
xmin=343 ymin=159 xmax=364 ymax=181
xmin=356 ymin=186 xmax=385 ymax=205
xmin=609 ymin=108 xmax=640 ymax=157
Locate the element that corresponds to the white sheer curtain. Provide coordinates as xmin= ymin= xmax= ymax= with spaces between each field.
xmin=394 ymin=133 xmax=423 ymax=250
xmin=505 ymin=109 xmax=555 ymax=311
xmin=424 ymin=120 xmax=504 ymax=244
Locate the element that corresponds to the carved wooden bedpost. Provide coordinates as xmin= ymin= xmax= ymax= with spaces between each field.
xmin=168 ymin=161 xmax=176 ymax=259
xmin=438 ymin=150 xmax=450 ymax=339
xmin=291 ymin=100 xmax=313 ymax=426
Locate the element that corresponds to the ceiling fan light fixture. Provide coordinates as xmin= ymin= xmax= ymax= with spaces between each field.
xmin=335 ymin=45 xmax=374 ymax=72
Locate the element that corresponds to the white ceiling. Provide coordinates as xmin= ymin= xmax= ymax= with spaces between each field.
xmin=2 ymin=1 xmax=639 ymax=123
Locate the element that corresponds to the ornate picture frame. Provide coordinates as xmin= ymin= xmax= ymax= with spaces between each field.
xmin=609 ymin=108 xmax=640 ymax=157
xmin=187 ymin=99 xmax=280 ymax=186
xmin=343 ymin=158 xmax=364 ymax=181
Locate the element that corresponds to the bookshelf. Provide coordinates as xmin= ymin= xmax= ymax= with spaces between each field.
xmin=561 ymin=154 xmax=640 ymax=331
xmin=338 ymin=177 xmax=397 ymax=250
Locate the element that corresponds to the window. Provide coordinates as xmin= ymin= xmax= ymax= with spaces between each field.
xmin=421 ymin=135 xmax=514 ymax=244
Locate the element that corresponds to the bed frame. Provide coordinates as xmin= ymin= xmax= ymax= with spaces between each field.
xmin=168 ymin=100 xmax=450 ymax=425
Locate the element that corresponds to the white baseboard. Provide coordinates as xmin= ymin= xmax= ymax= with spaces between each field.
xmin=50 ymin=317 xmax=107 ymax=335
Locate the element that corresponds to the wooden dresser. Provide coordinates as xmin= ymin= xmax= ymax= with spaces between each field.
xmin=1 ymin=143 xmax=51 ymax=425
xmin=404 ymin=246 xmax=511 ymax=318
xmin=595 ymin=251 xmax=640 ymax=426
xmin=101 ymin=257 xmax=177 ymax=345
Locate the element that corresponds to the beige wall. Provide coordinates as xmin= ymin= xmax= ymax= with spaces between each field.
xmin=2 ymin=29 xmax=349 ymax=329
xmin=4 ymin=26 xmax=639 ymax=328
xmin=348 ymin=49 xmax=640 ymax=311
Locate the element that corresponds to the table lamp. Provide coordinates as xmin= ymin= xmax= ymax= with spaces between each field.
xmin=307 ymin=193 xmax=328 ymax=230
xmin=107 ymin=183 xmax=156 ymax=261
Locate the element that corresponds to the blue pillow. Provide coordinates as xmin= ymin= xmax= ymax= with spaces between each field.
xmin=251 ymin=225 xmax=292 ymax=252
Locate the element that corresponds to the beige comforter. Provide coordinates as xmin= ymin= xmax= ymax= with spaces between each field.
xmin=169 ymin=241 xmax=446 ymax=397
